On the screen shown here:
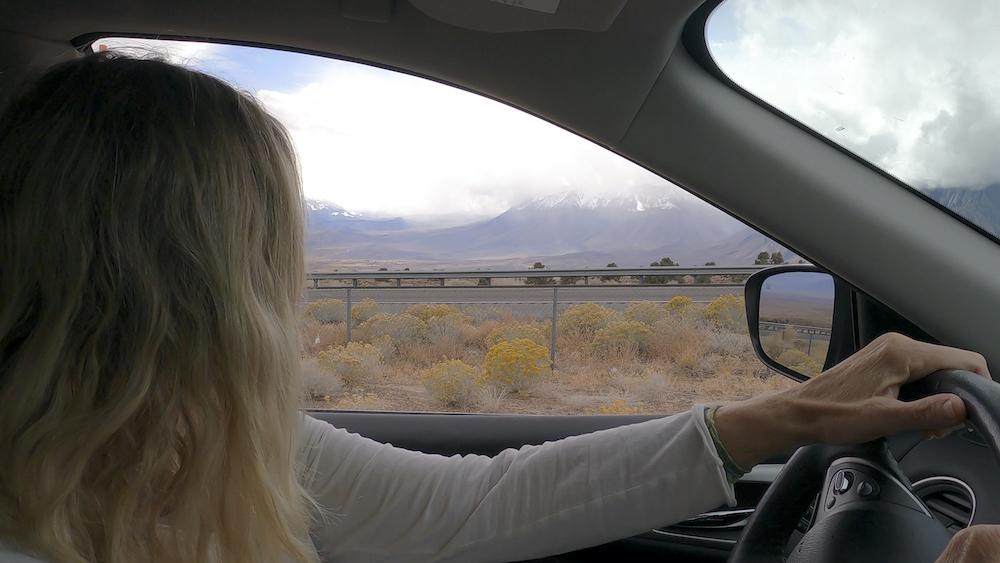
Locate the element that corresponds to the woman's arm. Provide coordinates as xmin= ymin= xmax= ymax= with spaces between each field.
xmin=298 ymin=406 xmax=733 ymax=563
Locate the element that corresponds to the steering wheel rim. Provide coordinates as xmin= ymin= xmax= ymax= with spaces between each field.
xmin=728 ymin=370 xmax=1000 ymax=563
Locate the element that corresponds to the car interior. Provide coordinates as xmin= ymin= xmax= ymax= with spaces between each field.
xmin=2 ymin=0 xmax=999 ymax=561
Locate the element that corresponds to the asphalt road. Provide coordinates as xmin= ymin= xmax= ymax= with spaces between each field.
xmin=304 ymin=285 xmax=745 ymax=318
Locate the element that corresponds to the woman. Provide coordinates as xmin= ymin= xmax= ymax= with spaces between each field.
xmin=0 ymin=53 xmax=993 ymax=563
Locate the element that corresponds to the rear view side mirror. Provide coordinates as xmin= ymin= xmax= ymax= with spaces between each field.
xmin=746 ymin=266 xmax=836 ymax=381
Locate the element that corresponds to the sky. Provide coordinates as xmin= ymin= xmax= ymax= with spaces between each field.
xmin=708 ymin=0 xmax=1000 ymax=191
xmin=97 ymin=3 xmax=1000 ymax=217
xmin=96 ymin=37 xmax=678 ymax=219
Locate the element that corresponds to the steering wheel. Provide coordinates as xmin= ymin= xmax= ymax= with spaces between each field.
xmin=728 ymin=370 xmax=1000 ymax=563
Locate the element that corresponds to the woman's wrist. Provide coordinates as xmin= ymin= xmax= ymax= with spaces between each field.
xmin=711 ymin=390 xmax=814 ymax=470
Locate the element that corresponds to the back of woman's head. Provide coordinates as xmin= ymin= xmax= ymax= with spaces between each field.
xmin=0 ymin=53 xmax=316 ymax=563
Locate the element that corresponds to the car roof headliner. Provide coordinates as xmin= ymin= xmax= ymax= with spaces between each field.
xmin=0 ymin=0 xmax=701 ymax=150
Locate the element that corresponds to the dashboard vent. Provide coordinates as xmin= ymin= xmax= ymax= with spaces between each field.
xmin=913 ymin=477 xmax=975 ymax=534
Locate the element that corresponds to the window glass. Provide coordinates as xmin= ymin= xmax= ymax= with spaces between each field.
xmin=707 ymin=0 xmax=1000 ymax=237
xmin=94 ymin=38 xmax=798 ymax=415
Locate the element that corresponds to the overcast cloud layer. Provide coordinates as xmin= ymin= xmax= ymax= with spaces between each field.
xmin=709 ymin=0 xmax=1000 ymax=191
xmin=99 ymin=37 xmax=681 ymax=218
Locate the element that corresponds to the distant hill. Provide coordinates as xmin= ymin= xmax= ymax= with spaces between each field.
xmin=303 ymin=191 xmax=799 ymax=270
xmin=924 ymin=183 xmax=1000 ymax=236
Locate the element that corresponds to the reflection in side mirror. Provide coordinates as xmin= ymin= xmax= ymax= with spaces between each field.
xmin=754 ymin=271 xmax=835 ymax=378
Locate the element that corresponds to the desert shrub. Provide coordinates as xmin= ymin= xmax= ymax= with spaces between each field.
xmin=477 ymin=384 xmax=508 ymax=412
xmin=302 ymin=361 xmax=342 ymax=400
xmin=597 ymin=399 xmax=645 ymax=415
xmin=333 ymin=390 xmax=387 ymax=410
xmin=359 ymin=313 xmax=426 ymax=345
xmin=591 ymin=321 xmax=654 ymax=356
xmin=558 ymin=303 xmax=619 ymax=336
xmin=407 ymin=303 xmax=461 ymax=322
xmin=485 ymin=322 xmax=546 ymax=348
xmin=300 ymin=321 xmax=346 ymax=356
xmin=704 ymin=331 xmax=754 ymax=356
xmin=775 ymin=348 xmax=823 ymax=377
xmin=370 ymin=335 xmax=397 ymax=361
xmin=351 ymin=297 xmax=380 ymax=323
xmin=625 ymin=301 xmax=668 ymax=325
xmin=665 ymin=295 xmax=697 ymax=318
xmin=426 ymin=312 xmax=466 ymax=345
xmin=420 ymin=359 xmax=481 ymax=408
xmin=303 ymin=298 xmax=346 ymax=324
xmin=481 ymin=338 xmax=552 ymax=394
xmin=702 ymin=294 xmax=746 ymax=331
xmin=316 ymin=342 xmax=381 ymax=389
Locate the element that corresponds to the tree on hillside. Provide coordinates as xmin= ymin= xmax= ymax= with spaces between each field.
xmin=524 ymin=261 xmax=553 ymax=285
xmin=647 ymin=257 xmax=682 ymax=284
xmin=696 ymin=262 xmax=716 ymax=284
xmin=769 ymin=251 xmax=785 ymax=265
xmin=600 ymin=262 xmax=621 ymax=283
xmin=754 ymin=251 xmax=771 ymax=265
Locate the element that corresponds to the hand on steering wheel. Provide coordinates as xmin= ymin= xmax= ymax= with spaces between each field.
xmin=713 ymin=333 xmax=995 ymax=563
xmin=714 ymin=332 xmax=990 ymax=471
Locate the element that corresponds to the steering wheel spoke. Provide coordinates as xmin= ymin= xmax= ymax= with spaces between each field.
xmin=729 ymin=369 xmax=1000 ymax=563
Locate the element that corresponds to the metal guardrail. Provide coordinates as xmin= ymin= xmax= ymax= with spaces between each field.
xmin=759 ymin=322 xmax=831 ymax=357
xmin=304 ymin=266 xmax=772 ymax=368
xmin=758 ymin=322 xmax=832 ymax=337
xmin=306 ymin=266 xmax=768 ymax=288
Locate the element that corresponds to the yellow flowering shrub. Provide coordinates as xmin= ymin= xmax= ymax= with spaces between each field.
xmin=702 ymin=294 xmax=746 ymax=331
xmin=359 ymin=313 xmax=426 ymax=345
xmin=775 ymin=349 xmax=823 ymax=377
xmin=665 ymin=295 xmax=696 ymax=318
xmin=558 ymin=303 xmax=619 ymax=336
xmin=485 ymin=322 xmax=545 ymax=348
xmin=351 ymin=297 xmax=380 ymax=323
xmin=591 ymin=321 xmax=654 ymax=356
xmin=625 ymin=301 xmax=668 ymax=326
xmin=420 ymin=359 xmax=480 ymax=408
xmin=597 ymin=400 xmax=645 ymax=415
xmin=406 ymin=303 xmax=461 ymax=322
xmin=303 ymin=298 xmax=346 ymax=324
xmin=481 ymin=338 xmax=551 ymax=394
xmin=332 ymin=390 xmax=387 ymax=410
xmin=316 ymin=341 xmax=381 ymax=389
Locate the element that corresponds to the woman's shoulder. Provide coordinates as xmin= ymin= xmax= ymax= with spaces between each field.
xmin=0 ymin=541 xmax=47 ymax=563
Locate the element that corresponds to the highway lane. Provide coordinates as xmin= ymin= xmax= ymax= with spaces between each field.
xmin=304 ymin=284 xmax=745 ymax=318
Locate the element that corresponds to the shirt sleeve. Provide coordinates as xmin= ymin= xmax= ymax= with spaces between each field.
xmin=297 ymin=405 xmax=737 ymax=563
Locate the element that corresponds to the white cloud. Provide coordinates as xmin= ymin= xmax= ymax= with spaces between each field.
xmin=709 ymin=0 xmax=1000 ymax=190
xmin=256 ymin=64 xmax=679 ymax=217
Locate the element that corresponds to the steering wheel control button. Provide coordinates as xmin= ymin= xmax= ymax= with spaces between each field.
xmin=858 ymin=481 xmax=875 ymax=497
xmin=833 ymin=470 xmax=854 ymax=494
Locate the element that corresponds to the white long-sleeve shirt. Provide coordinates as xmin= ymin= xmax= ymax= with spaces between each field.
xmin=0 ymin=405 xmax=736 ymax=563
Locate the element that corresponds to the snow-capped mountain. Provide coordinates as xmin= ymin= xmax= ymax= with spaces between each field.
xmin=303 ymin=191 xmax=795 ymax=269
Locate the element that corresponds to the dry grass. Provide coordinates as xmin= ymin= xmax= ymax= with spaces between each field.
xmin=302 ymin=299 xmax=799 ymax=415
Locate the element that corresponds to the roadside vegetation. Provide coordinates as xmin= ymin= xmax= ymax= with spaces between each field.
xmin=300 ymin=295 xmax=809 ymax=415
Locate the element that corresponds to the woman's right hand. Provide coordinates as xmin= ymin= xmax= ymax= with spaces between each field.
xmin=935 ymin=525 xmax=1000 ymax=562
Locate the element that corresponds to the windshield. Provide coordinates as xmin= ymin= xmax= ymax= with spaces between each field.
xmin=707 ymin=0 xmax=1000 ymax=238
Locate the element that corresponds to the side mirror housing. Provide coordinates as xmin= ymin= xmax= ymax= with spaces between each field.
xmin=745 ymin=265 xmax=851 ymax=381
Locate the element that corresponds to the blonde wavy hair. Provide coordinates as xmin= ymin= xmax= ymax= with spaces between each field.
xmin=0 ymin=54 xmax=317 ymax=563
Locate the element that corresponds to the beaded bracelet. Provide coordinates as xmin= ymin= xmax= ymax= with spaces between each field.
xmin=705 ymin=405 xmax=749 ymax=484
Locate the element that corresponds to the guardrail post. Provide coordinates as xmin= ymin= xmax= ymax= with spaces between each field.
xmin=440 ymin=278 xmax=445 ymax=287
xmin=550 ymin=287 xmax=558 ymax=369
xmin=397 ymin=278 xmax=401 ymax=287
xmin=313 ymin=278 xmax=319 ymax=289
xmin=352 ymin=278 xmax=358 ymax=288
xmin=584 ymin=276 xmax=589 ymax=285
xmin=345 ymin=288 xmax=352 ymax=344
